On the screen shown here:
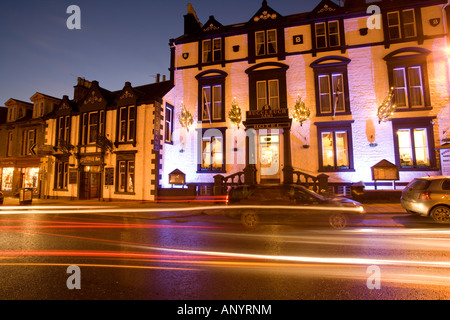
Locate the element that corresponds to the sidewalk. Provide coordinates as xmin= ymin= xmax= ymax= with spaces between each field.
xmin=0 ymin=197 xmax=408 ymax=214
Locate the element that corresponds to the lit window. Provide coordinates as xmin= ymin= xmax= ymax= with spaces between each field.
xmin=117 ymin=160 xmax=135 ymax=193
xmin=397 ymin=128 xmax=430 ymax=168
xmin=316 ymin=121 xmax=354 ymax=172
xmin=198 ymin=129 xmax=226 ymax=173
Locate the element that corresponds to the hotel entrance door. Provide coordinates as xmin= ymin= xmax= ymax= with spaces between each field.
xmin=259 ymin=131 xmax=280 ymax=183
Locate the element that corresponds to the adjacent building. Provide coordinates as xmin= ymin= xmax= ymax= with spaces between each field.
xmin=43 ymin=77 xmax=172 ymax=201
xmin=162 ymin=0 xmax=450 ymax=195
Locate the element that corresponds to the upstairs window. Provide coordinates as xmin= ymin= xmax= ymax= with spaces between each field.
xmin=56 ymin=116 xmax=71 ymax=146
xmin=315 ymin=21 xmax=341 ymax=49
xmin=202 ymin=85 xmax=223 ymax=121
xmin=255 ymin=29 xmax=277 ymax=56
xmin=256 ymin=80 xmax=279 ymax=110
xmin=387 ymin=9 xmax=417 ymax=40
xmin=392 ymin=66 xmax=424 ymax=108
xmin=165 ymin=104 xmax=174 ymax=144
xmin=118 ymin=106 xmax=136 ymax=143
xmin=202 ymin=38 xmax=222 ymax=63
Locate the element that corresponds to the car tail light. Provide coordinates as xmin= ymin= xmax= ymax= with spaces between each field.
xmin=418 ymin=191 xmax=431 ymax=200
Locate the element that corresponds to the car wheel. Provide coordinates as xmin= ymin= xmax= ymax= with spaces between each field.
xmin=241 ymin=210 xmax=259 ymax=228
xmin=430 ymin=206 xmax=450 ymax=224
xmin=329 ymin=213 xmax=348 ymax=229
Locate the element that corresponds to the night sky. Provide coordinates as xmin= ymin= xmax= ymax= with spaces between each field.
xmin=0 ymin=0 xmax=321 ymax=105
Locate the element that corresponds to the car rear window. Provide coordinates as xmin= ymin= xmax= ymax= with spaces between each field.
xmin=407 ymin=179 xmax=431 ymax=190
xmin=442 ymin=180 xmax=450 ymax=190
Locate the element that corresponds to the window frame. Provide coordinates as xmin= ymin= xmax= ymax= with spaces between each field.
xmin=316 ymin=121 xmax=355 ymax=172
xmin=165 ymin=103 xmax=174 ymax=144
xmin=311 ymin=56 xmax=351 ymax=116
xmin=197 ymin=127 xmax=227 ymax=173
xmin=196 ymin=70 xmax=227 ymax=123
xmin=392 ymin=117 xmax=437 ymax=171
xmin=255 ymin=29 xmax=278 ymax=57
xmin=117 ymin=105 xmax=136 ymax=144
xmin=54 ymin=159 xmax=69 ymax=190
xmin=384 ymin=48 xmax=431 ymax=111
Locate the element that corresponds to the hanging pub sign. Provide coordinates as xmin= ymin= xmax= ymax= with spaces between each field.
xmin=104 ymin=167 xmax=114 ymax=186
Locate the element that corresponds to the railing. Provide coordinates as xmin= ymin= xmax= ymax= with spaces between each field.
xmin=292 ymin=169 xmax=329 ymax=194
xmin=213 ymin=171 xmax=245 ymax=196
xmin=213 ymin=167 xmax=328 ymax=196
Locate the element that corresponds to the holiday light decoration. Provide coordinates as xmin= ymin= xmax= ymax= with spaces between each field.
xmin=179 ymin=103 xmax=194 ymax=131
xmin=377 ymin=87 xmax=397 ymax=124
xmin=228 ymin=97 xmax=242 ymax=128
xmin=292 ymin=95 xmax=310 ymax=126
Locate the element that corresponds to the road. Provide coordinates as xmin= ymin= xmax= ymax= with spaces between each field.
xmin=1 ymin=204 xmax=450 ymax=301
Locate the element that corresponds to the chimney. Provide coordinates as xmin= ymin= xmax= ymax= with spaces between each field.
xmin=156 ymin=74 xmax=161 ymax=83
xmin=163 ymin=75 xmax=166 ymax=82
xmin=184 ymin=3 xmax=202 ymax=35
xmin=73 ymin=77 xmax=92 ymax=103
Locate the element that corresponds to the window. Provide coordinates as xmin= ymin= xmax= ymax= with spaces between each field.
xmin=7 ymin=131 xmax=13 ymax=157
xmin=22 ymin=129 xmax=36 ymax=156
xmin=56 ymin=116 xmax=71 ymax=146
xmin=202 ymin=38 xmax=222 ymax=63
xmin=255 ymin=29 xmax=277 ymax=56
xmin=384 ymin=48 xmax=430 ymax=109
xmin=118 ymin=106 xmax=136 ymax=143
xmin=392 ymin=118 xmax=436 ymax=170
xmin=165 ymin=104 xmax=174 ymax=143
xmin=316 ymin=121 xmax=354 ymax=172
xmin=202 ymin=85 xmax=222 ymax=121
xmin=55 ymin=160 xmax=69 ymax=190
xmin=256 ymin=80 xmax=279 ymax=110
xmin=315 ymin=21 xmax=341 ymax=49
xmin=117 ymin=160 xmax=135 ymax=193
xmin=196 ymin=70 xmax=227 ymax=123
xmin=198 ymin=128 xmax=226 ymax=173
xmin=311 ymin=56 xmax=351 ymax=116
xmin=82 ymin=111 xmax=105 ymax=145
xmin=392 ymin=66 xmax=424 ymax=108
xmin=387 ymin=9 xmax=417 ymax=40
xmin=317 ymin=72 xmax=346 ymax=114
xmin=88 ymin=112 xmax=99 ymax=144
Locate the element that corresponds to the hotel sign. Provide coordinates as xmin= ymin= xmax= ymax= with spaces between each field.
xmin=247 ymin=105 xmax=289 ymax=119
xmin=244 ymin=105 xmax=292 ymax=130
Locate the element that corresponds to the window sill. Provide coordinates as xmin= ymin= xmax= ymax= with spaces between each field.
xmin=398 ymin=167 xmax=439 ymax=172
xmin=316 ymin=112 xmax=352 ymax=117
xmin=114 ymin=191 xmax=136 ymax=195
xmin=394 ymin=107 xmax=432 ymax=112
xmin=53 ymin=189 xmax=69 ymax=192
xmin=197 ymin=169 xmax=227 ymax=174
xmin=318 ymin=168 xmax=355 ymax=173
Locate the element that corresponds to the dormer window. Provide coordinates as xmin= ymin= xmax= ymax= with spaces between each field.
xmin=387 ymin=9 xmax=416 ymax=40
xmin=255 ymin=29 xmax=277 ymax=56
xmin=315 ymin=21 xmax=340 ymax=49
xmin=202 ymin=38 xmax=222 ymax=63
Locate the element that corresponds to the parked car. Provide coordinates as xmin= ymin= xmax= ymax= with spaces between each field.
xmin=226 ymin=184 xmax=365 ymax=229
xmin=401 ymin=176 xmax=450 ymax=223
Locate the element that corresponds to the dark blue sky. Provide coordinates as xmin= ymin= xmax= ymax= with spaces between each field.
xmin=0 ymin=0 xmax=321 ymax=105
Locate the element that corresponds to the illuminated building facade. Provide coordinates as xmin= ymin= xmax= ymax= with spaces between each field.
xmin=43 ymin=77 xmax=172 ymax=200
xmin=161 ymin=0 xmax=450 ymax=195
xmin=0 ymin=94 xmax=61 ymax=197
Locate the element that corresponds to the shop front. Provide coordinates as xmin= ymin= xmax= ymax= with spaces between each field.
xmin=0 ymin=158 xmax=41 ymax=196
